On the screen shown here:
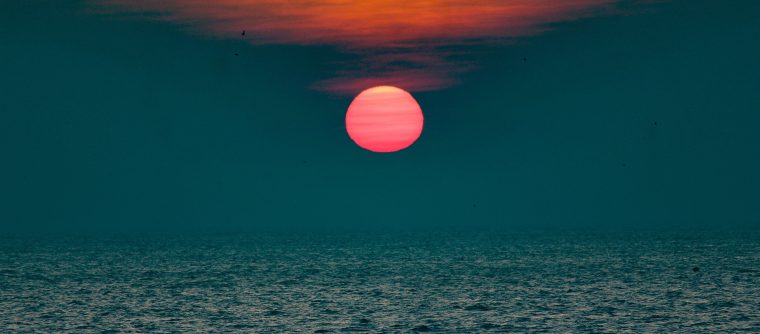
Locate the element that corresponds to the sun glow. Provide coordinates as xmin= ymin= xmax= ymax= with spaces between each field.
xmin=345 ymin=86 xmax=423 ymax=153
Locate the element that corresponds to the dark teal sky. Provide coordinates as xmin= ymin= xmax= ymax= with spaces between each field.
xmin=2 ymin=0 xmax=759 ymax=233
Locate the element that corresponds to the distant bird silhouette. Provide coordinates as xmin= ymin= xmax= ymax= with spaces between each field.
xmin=692 ymin=266 xmax=700 ymax=272
xmin=241 ymin=30 xmax=246 ymax=36
xmin=653 ymin=121 xmax=658 ymax=126
xmin=523 ymin=57 xmax=527 ymax=62
xmin=234 ymin=53 xmax=239 ymax=56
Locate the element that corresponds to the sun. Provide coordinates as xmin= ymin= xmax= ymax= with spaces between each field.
xmin=345 ymin=86 xmax=424 ymax=153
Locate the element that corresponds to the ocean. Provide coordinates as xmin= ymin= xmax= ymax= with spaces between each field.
xmin=1 ymin=230 xmax=758 ymax=333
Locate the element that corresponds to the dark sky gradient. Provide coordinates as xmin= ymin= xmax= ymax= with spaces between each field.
xmin=2 ymin=0 xmax=759 ymax=233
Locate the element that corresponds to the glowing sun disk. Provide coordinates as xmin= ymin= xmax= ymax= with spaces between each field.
xmin=345 ymin=86 xmax=424 ymax=153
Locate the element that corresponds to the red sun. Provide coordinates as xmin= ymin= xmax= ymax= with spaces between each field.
xmin=345 ymin=86 xmax=424 ymax=153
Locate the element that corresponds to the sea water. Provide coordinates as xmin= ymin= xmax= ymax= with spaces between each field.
xmin=1 ymin=230 xmax=758 ymax=332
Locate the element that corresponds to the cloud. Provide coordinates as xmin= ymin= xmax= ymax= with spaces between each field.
xmin=93 ymin=0 xmax=616 ymax=95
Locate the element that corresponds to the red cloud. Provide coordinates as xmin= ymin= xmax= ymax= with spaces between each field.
xmin=93 ymin=0 xmax=615 ymax=95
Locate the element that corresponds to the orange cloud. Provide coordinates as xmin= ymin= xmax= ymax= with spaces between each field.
xmin=93 ymin=0 xmax=616 ymax=94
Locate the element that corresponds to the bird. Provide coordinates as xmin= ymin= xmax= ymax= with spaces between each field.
xmin=653 ymin=121 xmax=658 ymax=126
xmin=234 ymin=53 xmax=239 ymax=56
xmin=241 ymin=30 xmax=246 ymax=36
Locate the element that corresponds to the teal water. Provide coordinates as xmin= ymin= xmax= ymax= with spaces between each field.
xmin=1 ymin=231 xmax=758 ymax=332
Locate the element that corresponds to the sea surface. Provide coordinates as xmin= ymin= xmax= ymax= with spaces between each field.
xmin=1 ymin=230 xmax=758 ymax=333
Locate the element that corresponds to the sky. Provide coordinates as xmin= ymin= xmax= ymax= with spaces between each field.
xmin=1 ymin=0 xmax=759 ymax=234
